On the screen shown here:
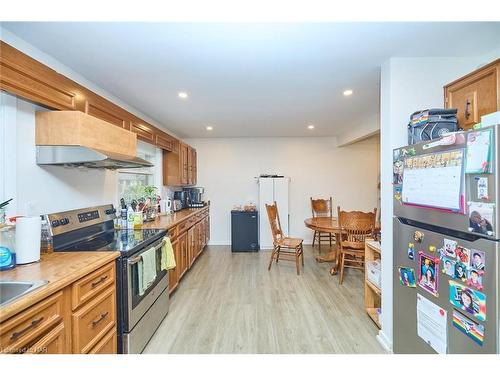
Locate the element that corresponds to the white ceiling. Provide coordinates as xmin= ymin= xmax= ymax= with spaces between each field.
xmin=3 ymin=22 xmax=500 ymax=138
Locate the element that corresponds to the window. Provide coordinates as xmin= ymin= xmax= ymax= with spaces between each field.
xmin=118 ymin=141 xmax=162 ymax=204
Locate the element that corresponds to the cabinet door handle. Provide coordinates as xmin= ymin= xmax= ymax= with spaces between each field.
xmin=10 ymin=317 xmax=44 ymax=341
xmin=91 ymin=275 xmax=108 ymax=288
xmin=91 ymin=312 xmax=109 ymax=327
xmin=465 ymin=99 xmax=471 ymax=120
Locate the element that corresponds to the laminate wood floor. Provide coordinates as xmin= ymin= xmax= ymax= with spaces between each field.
xmin=143 ymin=245 xmax=385 ymax=354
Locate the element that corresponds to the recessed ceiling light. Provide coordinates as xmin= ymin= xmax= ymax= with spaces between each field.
xmin=343 ymin=89 xmax=353 ymax=96
xmin=307 ymin=124 xmax=315 ymax=130
xmin=178 ymin=92 xmax=188 ymax=99
xmin=206 ymin=126 xmax=213 ymax=131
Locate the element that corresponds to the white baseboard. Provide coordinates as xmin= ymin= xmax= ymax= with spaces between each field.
xmin=376 ymin=330 xmax=393 ymax=353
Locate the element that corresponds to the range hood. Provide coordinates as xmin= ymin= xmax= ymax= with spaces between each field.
xmin=36 ymin=145 xmax=153 ymax=169
xmin=35 ymin=111 xmax=153 ymax=170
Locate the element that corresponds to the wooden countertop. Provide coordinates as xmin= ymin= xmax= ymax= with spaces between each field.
xmin=141 ymin=206 xmax=209 ymax=231
xmin=0 ymin=251 xmax=119 ymax=323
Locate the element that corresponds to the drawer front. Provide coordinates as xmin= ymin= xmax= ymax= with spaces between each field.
xmin=88 ymin=325 xmax=117 ymax=354
xmin=26 ymin=322 xmax=67 ymax=354
xmin=71 ymin=261 xmax=116 ymax=310
xmin=72 ymin=286 xmax=116 ymax=354
xmin=178 ymin=220 xmax=189 ymax=234
xmin=0 ymin=291 xmax=63 ymax=354
xmin=169 ymin=225 xmax=178 ymax=241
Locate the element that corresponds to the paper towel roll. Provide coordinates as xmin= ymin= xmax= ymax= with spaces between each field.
xmin=15 ymin=216 xmax=41 ymax=264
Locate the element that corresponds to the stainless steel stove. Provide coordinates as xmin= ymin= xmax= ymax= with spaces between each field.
xmin=47 ymin=204 xmax=169 ymax=354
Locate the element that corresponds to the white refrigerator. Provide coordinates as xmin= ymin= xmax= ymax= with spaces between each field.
xmin=258 ymin=176 xmax=290 ymax=249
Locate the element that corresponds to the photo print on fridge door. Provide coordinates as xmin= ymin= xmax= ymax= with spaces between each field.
xmin=418 ymin=251 xmax=439 ymax=297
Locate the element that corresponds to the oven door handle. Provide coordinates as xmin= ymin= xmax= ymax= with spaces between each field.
xmin=127 ymin=238 xmax=165 ymax=265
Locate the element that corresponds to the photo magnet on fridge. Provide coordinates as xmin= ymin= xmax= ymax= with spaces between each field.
xmin=441 ymin=238 xmax=457 ymax=259
xmin=449 ymin=280 xmax=486 ymax=321
xmin=452 ymin=310 xmax=485 ymax=346
xmin=467 ymin=269 xmax=484 ymax=291
xmin=455 ymin=246 xmax=470 ymax=265
xmin=468 ymin=201 xmax=495 ymax=236
xmin=470 ymin=249 xmax=485 ymax=271
xmin=418 ymin=252 xmax=439 ymax=297
xmin=398 ymin=267 xmax=416 ymax=288
xmin=441 ymin=256 xmax=456 ymax=277
xmin=454 ymin=262 xmax=468 ymax=282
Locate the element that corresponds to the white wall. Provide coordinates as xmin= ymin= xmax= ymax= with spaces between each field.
xmin=185 ymin=136 xmax=380 ymax=245
xmin=0 ymin=93 xmax=119 ymax=216
xmin=379 ymin=51 xmax=500 ymax=351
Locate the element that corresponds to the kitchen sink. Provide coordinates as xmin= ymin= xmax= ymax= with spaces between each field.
xmin=0 ymin=280 xmax=48 ymax=307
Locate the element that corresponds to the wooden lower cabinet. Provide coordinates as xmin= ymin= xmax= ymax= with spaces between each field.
xmin=27 ymin=322 xmax=66 ymax=354
xmin=0 ymin=260 xmax=117 ymax=354
xmin=88 ymin=327 xmax=117 ymax=354
xmin=168 ymin=207 xmax=210 ymax=295
xmin=72 ymin=286 xmax=116 ymax=354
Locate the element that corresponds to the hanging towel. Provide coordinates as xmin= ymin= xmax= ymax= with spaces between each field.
xmin=161 ymin=237 xmax=176 ymax=271
xmin=138 ymin=246 xmax=157 ymax=296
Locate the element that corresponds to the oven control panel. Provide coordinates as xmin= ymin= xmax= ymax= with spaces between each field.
xmin=78 ymin=210 xmax=100 ymax=223
xmin=47 ymin=204 xmax=116 ymax=236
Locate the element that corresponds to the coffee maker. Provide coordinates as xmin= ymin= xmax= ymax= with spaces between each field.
xmin=183 ymin=187 xmax=205 ymax=208
xmin=173 ymin=190 xmax=188 ymax=209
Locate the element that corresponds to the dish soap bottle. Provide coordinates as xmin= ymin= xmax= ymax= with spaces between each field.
xmin=0 ymin=226 xmax=16 ymax=271
xmin=127 ymin=206 xmax=134 ymax=230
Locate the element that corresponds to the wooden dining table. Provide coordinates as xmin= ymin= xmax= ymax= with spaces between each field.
xmin=304 ymin=217 xmax=342 ymax=275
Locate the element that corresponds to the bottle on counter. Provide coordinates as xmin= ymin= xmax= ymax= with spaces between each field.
xmin=127 ymin=206 xmax=134 ymax=230
xmin=0 ymin=226 xmax=16 ymax=271
xmin=40 ymin=217 xmax=53 ymax=254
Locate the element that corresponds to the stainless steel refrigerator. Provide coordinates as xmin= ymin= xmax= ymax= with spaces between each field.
xmin=393 ymin=125 xmax=499 ymax=354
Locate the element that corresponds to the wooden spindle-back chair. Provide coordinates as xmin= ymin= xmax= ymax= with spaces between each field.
xmin=337 ymin=206 xmax=377 ymax=284
xmin=266 ymin=201 xmax=304 ymax=275
xmin=310 ymin=197 xmax=333 ymax=253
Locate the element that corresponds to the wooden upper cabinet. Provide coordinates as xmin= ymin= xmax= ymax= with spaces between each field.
xmin=188 ymin=147 xmax=197 ymax=185
xmin=0 ymin=41 xmax=77 ymax=110
xmin=180 ymin=143 xmax=190 ymax=185
xmin=444 ymin=59 xmax=500 ymax=131
xmin=130 ymin=121 xmax=155 ymax=143
xmin=85 ymin=97 xmax=129 ymax=130
xmin=155 ymin=132 xmax=176 ymax=152
xmin=163 ymin=142 xmax=197 ymax=187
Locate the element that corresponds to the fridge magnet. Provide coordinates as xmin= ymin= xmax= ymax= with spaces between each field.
xmin=454 ymin=262 xmax=468 ymax=282
xmin=429 ymin=245 xmax=436 ymax=253
xmin=398 ymin=267 xmax=416 ymax=288
xmin=394 ymin=186 xmax=402 ymax=201
xmin=418 ymin=252 xmax=439 ymax=297
xmin=413 ymin=230 xmax=424 ymax=243
xmin=393 ymin=160 xmax=404 ymax=185
xmin=441 ymin=238 xmax=457 ymax=259
xmin=468 ymin=202 xmax=494 ymax=236
xmin=467 ymin=269 xmax=484 ymax=291
xmin=449 ymin=280 xmax=486 ymax=321
xmin=441 ymin=256 xmax=456 ymax=277
xmin=455 ymin=246 xmax=471 ymax=264
xmin=452 ymin=310 xmax=484 ymax=346
xmin=470 ymin=250 xmax=485 ymax=271
xmin=407 ymin=243 xmax=415 ymax=260
xmin=476 ymin=177 xmax=489 ymax=200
